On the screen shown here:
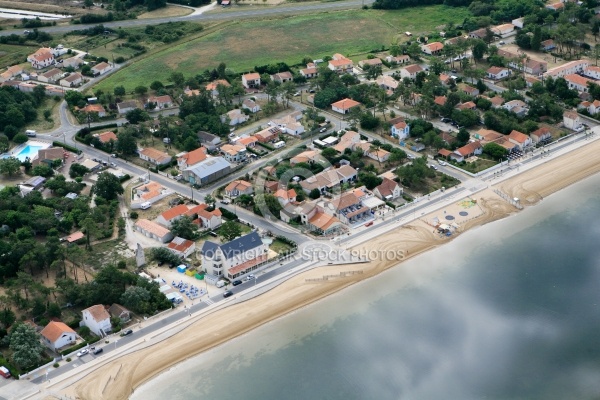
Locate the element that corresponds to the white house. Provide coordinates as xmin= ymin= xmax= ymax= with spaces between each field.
xmin=147 ymin=95 xmax=173 ymax=109
xmin=242 ymin=99 xmax=261 ymax=113
xmin=156 ymin=204 xmax=189 ymax=227
xmin=390 ymin=117 xmax=410 ymax=140
xmin=583 ymin=66 xmax=600 ymax=80
xmin=81 ymin=305 xmax=112 ymax=337
xmin=564 ymin=74 xmax=593 ymax=93
xmin=167 ymin=236 xmax=196 ymax=258
xmin=327 ymin=53 xmax=353 ymax=74
xmin=59 ymin=72 xmax=83 ymax=88
xmin=91 ymin=62 xmax=112 ymax=76
xmin=331 ymin=98 xmax=361 ymax=114
xmin=507 ymin=130 xmax=532 ymax=151
xmin=544 ymin=60 xmax=590 ymax=78
xmin=186 ymin=203 xmax=223 ymax=229
xmin=373 ymin=177 xmax=403 ymax=201
xmin=200 ymin=231 xmax=268 ymax=279
xmin=399 ymin=64 xmax=423 ymax=80
xmin=271 ymin=71 xmax=293 ymax=83
xmin=27 ymin=48 xmax=54 ymax=69
xmin=222 ymin=109 xmax=249 ymax=126
xmin=139 ymin=148 xmax=172 ymax=165
xmin=242 ymin=72 xmax=261 ymax=88
xmin=530 ymin=127 xmax=552 ymax=144
xmin=512 ymin=17 xmax=524 ymax=29
xmin=421 ymin=42 xmax=444 ymax=55
xmin=40 ymin=321 xmax=77 ymax=352
xmin=270 ymin=111 xmax=304 ymax=135
xmin=486 ymin=66 xmax=510 ymax=80
xmin=563 ymin=110 xmax=582 ymax=130
xmin=134 ymin=219 xmax=174 ymax=243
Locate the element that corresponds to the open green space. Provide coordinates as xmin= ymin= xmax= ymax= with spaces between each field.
xmin=94 ymin=6 xmax=470 ymax=92
xmin=0 ymin=44 xmax=37 ymax=67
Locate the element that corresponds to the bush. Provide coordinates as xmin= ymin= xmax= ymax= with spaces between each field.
xmin=130 ymin=211 xmax=138 ymax=219
xmin=52 ymin=141 xmax=81 ymax=154
xmin=115 ymin=56 xmax=125 ymax=64
xmin=119 ymin=174 xmax=131 ymax=183
xmin=13 ymin=133 xmax=28 ymax=144
xmin=53 ymin=362 xmax=59 ymax=368
xmin=218 ymin=207 xmax=238 ymax=221
xmin=61 ymin=341 xmax=88 ymax=356
xmin=66 ymin=357 xmax=71 ymax=362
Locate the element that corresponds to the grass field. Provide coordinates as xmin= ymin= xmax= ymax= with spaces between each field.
xmin=94 ymin=6 xmax=470 ymax=92
xmin=0 ymin=44 xmax=37 ymax=68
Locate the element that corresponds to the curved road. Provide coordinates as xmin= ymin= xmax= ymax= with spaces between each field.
xmin=0 ymin=0 xmax=375 ymax=36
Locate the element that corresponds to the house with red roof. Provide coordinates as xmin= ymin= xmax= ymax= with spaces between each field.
xmin=275 ymin=188 xmax=297 ymax=206
xmin=508 ymin=130 xmax=532 ymax=151
xmin=139 ymin=148 xmax=172 ymax=166
xmin=421 ymin=41 xmax=444 ymax=55
xmin=242 ymin=72 xmax=261 ymax=88
xmin=167 ymin=237 xmax=196 ymax=258
xmin=95 ymin=131 xmax=117 ymax=144
xmin=27 ymin=48 xmax=55 ymax=69
xmin=186 ymin=203 xmax=222 ymax=229
xmin=453 ymin=141 xmax=483 ymax=162
xmin=373 ymin=177 xmax=402 ymax=201
xmin=80 ymin=103 xmax=107 ymax=118
xmin=147 ymin=95 xmax=173 ymax=109
xmin=40 ymin=321 xmax=77 ymax=351
xmin=331 ymin=98 xmax=361 ymax=114
xmin=328 ymin=53 xmax=353 ymax=74
xmin=177 ymin=147 xmax=208 ymax=169
xmin=486 ymin=66 xmax=510 ymax=80
xmin=156 ymin=204 xmax=190 ymax=227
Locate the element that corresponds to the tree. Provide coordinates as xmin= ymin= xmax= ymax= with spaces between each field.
xmin=94 ymin=172 xmax=124 ymax=200
xmin=219 ymin=220 xmax=242 ymax=241
xmin=483 ymin=142 xmax=508 ymax=160
xmin=358 ymin=171 xmax=382 ymax=190
xmin=170 ymin=215 xmax=199 ymax=240
xmin=309 ymin=188 xmax=321 ymax=199
xmin=81 ymin=217 xmax=99 ymax=250
xmin=530 ymin=26 xmax=542 ymax=51
xmin=9 ymin=323 xmax=44 ymax=369
xmin=114 ymin=86 xmax=126 ymax=96
xmin=204 ymin=194 xmax=215 ymax=205
xmin=125 ymin=108 xmax=149 ymax=124
xmin=134 ymin=86 xmax=148 ymax=97
xmin=0 ymin=157 xmax=21 ymax=176
xmin=120 ymin=286 xmax=151 ymax=314
xmin=169 ymin=72 xmax=185 ymax=88
xmin=0 ymin=308 xmax=16 ymax=328
xmin=471 ymin=39 xmax=487 ymax=61
xmin=69 ymin=163 xmax=89 ymax=178
xmin=321 ymin=147 xmax=338 ymax=161
xmin=116 ymin=130 xmax=138 ymax=157
xmin=151 ymin=247 xmax=181 ymax=266
xmin=456 ymin=128 xmax=470 ymax=146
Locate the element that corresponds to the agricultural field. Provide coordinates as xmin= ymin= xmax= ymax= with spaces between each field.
xmin=0 ymin=43 xmax=37 ymax=67
xmin=94 ymin=5 xmax=471 ymax=92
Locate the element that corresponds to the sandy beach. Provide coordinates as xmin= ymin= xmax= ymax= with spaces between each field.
xmin=56 ymin=137 xmax=600 ymax=400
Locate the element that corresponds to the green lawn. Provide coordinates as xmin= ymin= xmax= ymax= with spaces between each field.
xmin=0 ymin=44 xmax=37 ymax=67
xmin=94 ymin=6 xmax=470 ymax=92
xmin=270 ymin=239 xmax=293 ymax=255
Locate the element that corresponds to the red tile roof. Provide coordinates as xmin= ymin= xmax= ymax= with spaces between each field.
xmin=40 ymin=321 xmax=75 ymax=342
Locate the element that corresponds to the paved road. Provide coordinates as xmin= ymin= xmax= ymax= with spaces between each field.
xmin=0 ymin=0 xmax=375 ymax=37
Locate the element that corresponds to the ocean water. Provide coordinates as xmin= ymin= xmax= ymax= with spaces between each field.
xmin=133 ymin=174 xmax=600 ymax=400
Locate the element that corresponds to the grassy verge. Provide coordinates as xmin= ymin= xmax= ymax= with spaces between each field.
xmin=94 ymin=6 xmax=470 ymax=92
xmin=25 ymin=97 xmax=62 ymax=132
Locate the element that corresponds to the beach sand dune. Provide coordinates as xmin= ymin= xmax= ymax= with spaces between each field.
xmin=57 ymin=137 xmax=600 ymax=400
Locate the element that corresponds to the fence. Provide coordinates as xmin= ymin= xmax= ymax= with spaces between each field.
xmin=493 ymin=188 xmax=523 ymax=209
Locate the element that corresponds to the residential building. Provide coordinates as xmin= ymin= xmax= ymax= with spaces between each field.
xmin=81 ymin=305 xmax=112 ymax=337
xmin=434 ymin=96 xmax=447 ymax=106
xmin=205 ymin=79 xmax=230 ymax=96
xmin=134 ymin=181 xmax=171 ymax=203
xmin=565 ymin=74 xmax=593 ymax=93
xmin=271 ymin=71 xmax=293 ymax=83
xmin=270 ymin=111 xmax=304 ymax=135
xmin=491 ymin=23 xmax=515 ymax=37
xmin=541 ymin=39 xmax=556 ymax=51
xmin=461 ymin=85 xmax=479 ymax=96
xmin=306 ymin=209 xmax=344 ymax=235
xmin=487 ymin=66 xmax=510 ymax=80
xmin=328 ymin=53 xmax=353 ymax=74
xmin=326 ymin=191 xmax=372 ymax=225
xmin=331 ymin=98 xmax=361 ymax=114
xmin=225 ymin=180 xmax=253 ymax=198
xmin=147 ymin=95 xmax=173 ymax=109
xmin=508 ymin=129 xmax=532 ymax=150
xmin=453 ymin=141 xmax=483 ymax=162
xmin=40 ymin=321 xmax=77 ymax=352
xmin=353 ymin=142 xmax=390 ymax=162
xmin=455 ymin=101 xmax=477 ymax=111
xmin=0 ymin=65 xmax=24 ymax=82
xmin=489 ymin=96 xmax=505 ymax=108
xmin=237 ymin=136 xmax=259 ymax=147
xmin=390 ymin=117 xmax=410 ymax=141
xmin=254 ymin=126 xmax=280 ymax=142
xmin=358 ymin=58 xmax=383 ymax=68
xmin=177 ymin=147 xmax=208 ymax=169
xmin=134 ymin=219 xmax=174 ymax=243
xmin=183 ymin=157 xmax=232 ymax=186
xmin=563 ymin=110 xmax=582 ymax=130
xmin=62 ymin=56 xmax=84 ymax=69
xmin=376 ymin=75 xmax=399 ymax=92
xmin=545 ymin=2 xmax=564 ymax=11
xmin=300 ymin=63 xmax=318 ymax=78
xmin=21 ymin=175 xmax=46 ymax=190
xmin=421 ymin=41 xmax=444 ymax=55
xmin=503 ymin=99 xmax=528 ymax=115
xmin=300 ymin=165 xmax=357 ymax=194
xmin=200 ymin=231 xmax=268 ymax=279
xmin=156 ymin=204 xmax=190 ymax=227
xmin=80 ymin=103 xmax=106 ymax=117
xmin=197 ymin=131 xmax=221 ymax=150
xmin=512 ymin=17 xmax=524 ymax=29
xmin=468 ymin=28 xmax=488 ymax=40
xmin=579 ymin=99 xmax=600 ymax=114
xmin=38 ymin=68 xmax=62 ymax=83
xmin=544 ymin=60 xmax=589 ymax=78
xmin=439 ymin=73 xmax=452 ymax=85
xmin=583 ymin=66 xmax=600 ymax=80
xmin=95 ymin=131 xmax=117 ymax=144
xmin=242 ymin=99 xmax=261 ymax=113
xmin=275 ymin=188 xmax=297 ymax=206
xmin=168 ymin=237 xmax=196 ymax=258
xmin=91 ymin=62 xmax=112 ymax=76
xmin=108 ymin=304 xmax=131 ymax=323
xmin=242 ymin=72 xmax=261 ymax=88
xmin=186 ymin=203 xmax=222 ymax=229
xmin=373 ymin=177 xmax=403 ymax=201
xmin=117 ymin=100 xmax=140 ymax=115
xmin=221 ymin=143 xmax=247 ymax=163
xmin=59 ymin=72 xmax=83 ymax=87
xmin=530 ymin=127 xmax=552 ymax=144
xmin=32 ymin=147 xmax=65 ymax=167
xmin=399 ymin=64 xmax=423 ymax=80
xmin=332 ymin=130 xmax=361 ymax=153
xmin=386 ymin=54 xmax=410 ymax=64
xmin=139 ymin=148 xmax=172 ymax=166
xmin=291 ymin=150 xmax=319 ymax=165
xmin=439 ymin=131 xmax=456 ymax=146
xmin=222 ymin=108 xmax=249 ymax=126
xmin=27 ymin=48 xmax=54 ymax=69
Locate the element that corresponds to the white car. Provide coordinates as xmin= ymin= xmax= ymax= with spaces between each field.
xmin=77 ymin=349 xmax=89 ymax=357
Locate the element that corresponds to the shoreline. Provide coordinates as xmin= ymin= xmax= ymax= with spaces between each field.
xmin=52 ymin=135 xmax=600 ymax=400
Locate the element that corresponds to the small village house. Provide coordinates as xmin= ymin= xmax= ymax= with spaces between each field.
xmin=81 ymin=305 xmax=112 ymax=337
xmin=40 ymin=321 xmax=77 ymax=352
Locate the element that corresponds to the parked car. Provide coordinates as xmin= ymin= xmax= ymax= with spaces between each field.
xmin=76 ymin=349 xmax=89 ymax=357
xmin=92 ymin=347 xmax=103 ymax=355
xmin=429 ymin=165 xmax=438 ymax=170
xmin=438 ymin=160 xmax=446 ymax=166
xmin=121 ymin=329 xmax=133 ymax=336
xmin=223 ymin=290 xmax=234 ymax=298
xmin=232 ymin=280 xmax=242 ymax=286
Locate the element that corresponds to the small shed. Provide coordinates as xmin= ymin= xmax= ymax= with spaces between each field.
xmin=177 ymin=264 xmax=187 ymax=273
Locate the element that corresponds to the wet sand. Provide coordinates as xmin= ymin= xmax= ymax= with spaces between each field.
xmin=58 ymin=138 xmax=600 ymax=400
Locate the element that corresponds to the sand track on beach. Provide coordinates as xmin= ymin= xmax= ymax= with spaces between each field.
xmin=58 ymin=137 xmax=600 ymax=400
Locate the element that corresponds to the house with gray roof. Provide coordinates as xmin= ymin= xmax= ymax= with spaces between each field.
xmin=197 ymin=131 xmax=221 ymax=151
xmin=183 ymin=156 xmax=231 ymax=186
xmin=200 ymin=231 xmax=268 ymax=279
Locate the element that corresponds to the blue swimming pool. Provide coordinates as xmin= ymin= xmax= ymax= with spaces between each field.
xmin=3 ymin=143 xmax=49 ymax=162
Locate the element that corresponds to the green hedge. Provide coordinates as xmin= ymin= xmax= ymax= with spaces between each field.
xmin=275 ymin=235 xmax=297 ymax=248
xmin=119 ymin=174 xmax=132 ymax=183
xmin=52 ymin=141 xmax=82 ymax=155
xmin=218 ymin=207 xmax=238 ymax=221
xmin=61 ymin=341 xmax=88 ymax=356
xmin=385 ymin=201 xmax=396 ymax=209
xmin=88 ymin=123 xmax=118 ymax=132
xmin=257 ymin=142 xmax=274 ymax=151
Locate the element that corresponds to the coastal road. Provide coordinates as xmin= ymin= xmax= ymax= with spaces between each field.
xmin=0 ymin=0 xmax=375 ymax=37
